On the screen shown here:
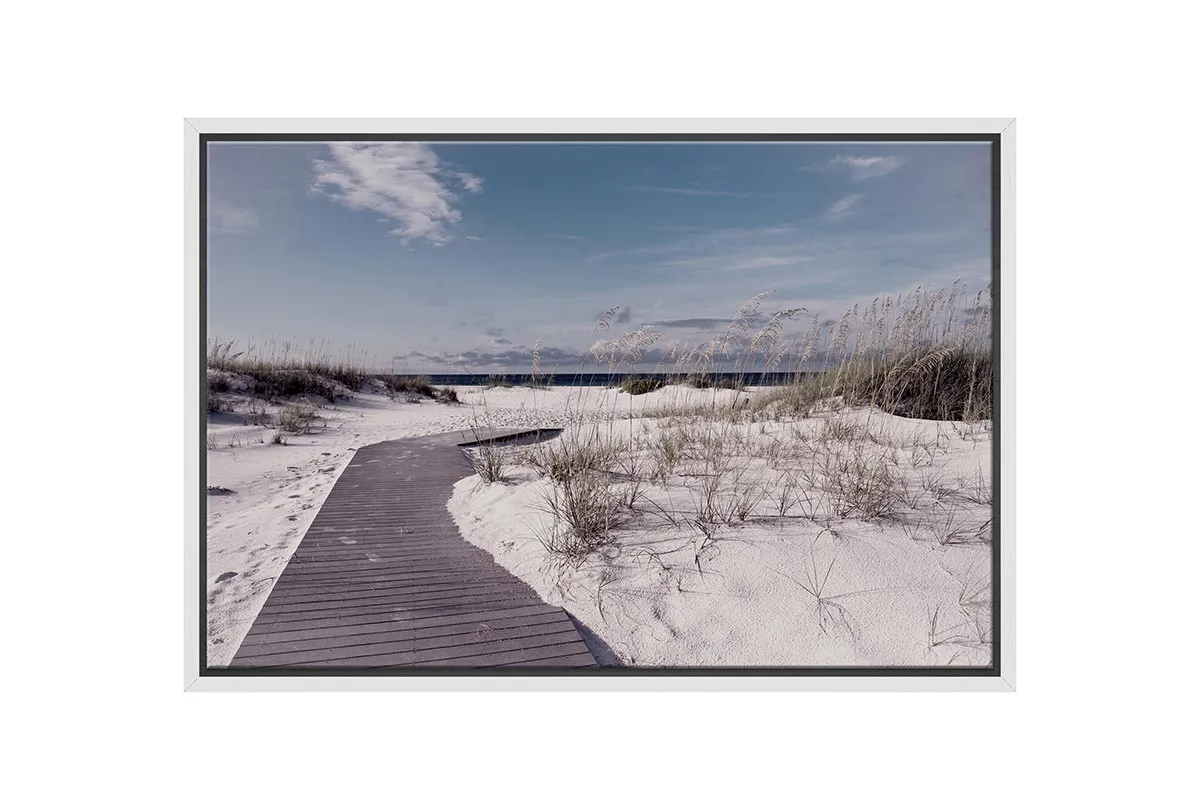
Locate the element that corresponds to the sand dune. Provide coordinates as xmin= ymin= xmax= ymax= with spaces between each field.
xmin=206 ymin=384 xmax=991 ymax=667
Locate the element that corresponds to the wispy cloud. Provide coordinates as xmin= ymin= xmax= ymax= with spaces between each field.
xmin=656 ymin=254 xmax=815 ymax=273
xmin=417 ymin=344 xmax=588 ymax=369
xmin=587 ymin=225 xmax=799 ymax=265
xmin=882 ymin=257 xmax=932 ymax=271
xmin=208 ymin=199 xmax=259 ymax=234
xmin=464 ymin=235 xmax=483 ymax=241
xmin=827 ymin=193 xmax=864 ymax=220
xmin=656 ymin=317 xmax=741 ymax=330
xmin=310 ymin=142 xmax=483 ymax=246
xmin=830 ymin=155 xmax=905 ymax=181
xmin=550 ymin=234 xmax=589 ymax=241
xmin=454 ymin=172 xmax=484 ymax=193
xmin=627 ymin=185 xmax=751 ymax=197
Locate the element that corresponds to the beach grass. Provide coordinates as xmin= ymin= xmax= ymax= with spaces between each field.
xmin=464 ymin=282 xmax=992 ymax=569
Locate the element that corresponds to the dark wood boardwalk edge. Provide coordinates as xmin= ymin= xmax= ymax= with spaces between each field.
xmin=455 ymin=427 xmax=563 ymax=448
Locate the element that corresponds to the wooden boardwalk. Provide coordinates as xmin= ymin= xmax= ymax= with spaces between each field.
xmin=229 ymin=428 xmax=598 ymax=669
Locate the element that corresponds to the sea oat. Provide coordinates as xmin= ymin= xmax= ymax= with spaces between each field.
xmin=594 ymin=305 xmax=622 ymax=335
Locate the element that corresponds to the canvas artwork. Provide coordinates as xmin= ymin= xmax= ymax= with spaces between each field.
xmin=199 ymin=129 xmax=1000 ymax=677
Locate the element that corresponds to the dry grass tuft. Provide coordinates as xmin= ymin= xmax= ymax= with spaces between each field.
xmin=536 ymin=466 xmax=622 ymax=559
xmin=208 ymin=339 xmax=367 ymax=401
xmin=279 ymin=400 xmax=322 ymax=433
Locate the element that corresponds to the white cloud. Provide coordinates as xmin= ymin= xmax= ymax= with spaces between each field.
xmin=464 ymin=235 xmax=483 ymax=241
xmin=208 ymin=199 xmax=259 ymax=234
xmin=628 ymin=185 xmax=750 ymax=197
xmin=550 ymin=234 xmax=589 ymax=241
xmin=311 ymin=143 xmax=483 ymax=245
xmin=827 ymin=193 xmax=864 ymax=219
xmin=830 ymin=155 xmax=905 ymax=181
xmin=454 ymin=172 xmax=484 ymax=193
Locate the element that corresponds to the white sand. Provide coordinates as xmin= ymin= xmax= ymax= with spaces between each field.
xmin=207 ymin=382 xmax=992 ymax=668
xmin=447 ymin=402 xmax=993 ymax=667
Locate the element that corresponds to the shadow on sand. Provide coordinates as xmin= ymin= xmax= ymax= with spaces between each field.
xmin=564 ymin=611 xmax=624 ymax=667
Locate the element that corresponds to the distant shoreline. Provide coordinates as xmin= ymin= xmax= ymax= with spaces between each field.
xmin=382 ymin=371 xmax=819 ymax=387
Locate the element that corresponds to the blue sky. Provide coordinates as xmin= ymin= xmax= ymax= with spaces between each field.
xmin=207 ymin=140 xmax=991 ymax=372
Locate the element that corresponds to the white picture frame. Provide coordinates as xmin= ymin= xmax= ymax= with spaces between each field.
xmin=185 ymin=118 xmax=1014 ymax=692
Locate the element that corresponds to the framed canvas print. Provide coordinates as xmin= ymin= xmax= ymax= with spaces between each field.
xmin=185 ymin=118 xmax=1014 ymax=690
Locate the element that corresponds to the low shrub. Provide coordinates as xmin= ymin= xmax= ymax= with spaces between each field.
xmin=759 ymin=349 xmax=991 ymax=422
xmin=685 ymin=374 xmax=742 ymax=390
xmin=279 ymin=400 xmax=321 ymax=433
xmin=387 ymin=375 xmax=436 ymax=398
xmin=620 ymin=377 xmax=664 ymax=395
xmin=248 ymin=370 xmax=339 ymax=402
xmin=207 ymin=373 xmax=231 ymax=394
xmin=207 ymin=339 xmax=367 ymax=399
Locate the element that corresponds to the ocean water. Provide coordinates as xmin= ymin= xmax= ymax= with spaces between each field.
xmin=384 ymin=371 xmax=814 ymax=387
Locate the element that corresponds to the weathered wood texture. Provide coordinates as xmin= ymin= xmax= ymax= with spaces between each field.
xmin=228 ymin=428 xmax=597 ymax=668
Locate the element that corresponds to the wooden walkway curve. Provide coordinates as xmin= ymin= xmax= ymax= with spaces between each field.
xmin=229 ymin=428 xmax=598 ymax=669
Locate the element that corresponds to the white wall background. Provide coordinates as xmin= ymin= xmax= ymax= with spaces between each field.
xmin=4 ymin=1 xmax=1193 ymax=807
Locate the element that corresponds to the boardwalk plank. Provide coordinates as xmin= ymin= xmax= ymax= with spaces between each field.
xmin=253 ymin=586 xmax=544 ymax=617
xmin=246 ymin=590 xmax=549 ymax=626
xmin=235 ymin=614 xmax=578 ymax=661
xmin=255 ymin=580 xmax=525 ymax=607
xmin=305 ymin=633 xmax=593 ymax=668
xmin=243 ymin=604 xmax=563 ymax=644
xmin=245 ymin=599 xmax=562 ymax=634
xmin=227 ymin=429 xmax=598 ymax=670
